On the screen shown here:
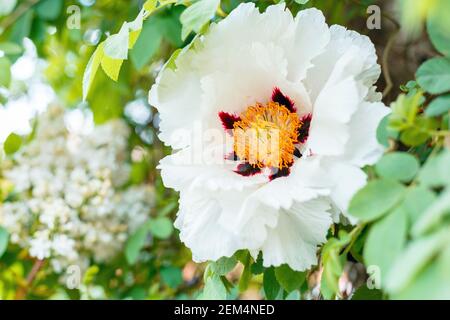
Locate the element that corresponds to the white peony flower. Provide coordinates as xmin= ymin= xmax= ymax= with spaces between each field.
xmin=149 ymin=4 xmax=390 ymax=271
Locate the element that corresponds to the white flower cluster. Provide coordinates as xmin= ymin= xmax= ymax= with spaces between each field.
xmin=0 ymin=106 xmax=154 ymax=272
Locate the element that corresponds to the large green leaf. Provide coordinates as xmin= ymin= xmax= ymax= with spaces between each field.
xmin=417 ymin=149 xmax=450 ymax=188
xmin=386 ymin=227 xmax=450 ymax=294
xmin=263 ymin=267 xmax=281 ymax=300
xmin=403 ymin=185 xmax=437 ymax=225
xmin=198 ymin=274 xmax=227 ymax=300
xmin=274 ymin=264 xmax=306 ymax=293
xmin=427 ymin=3 xmax=450 ymax=56
xmin=364 ymin=206 xmax=408 ymax=287
xmin=348 ymin=179 xmax=406 ymax=222
xmin=376 ymin=115 xmax=399 ymax=147
xmin=416 ymin=57 xmax=450 ymax=95
xmin=180 ymin=0 xmax=220 ymax=40
xmin=375 ymin=152 xmax=419 ymax=182
xmin=35 ymin=0 xmax=63 ymax=21
xmin=130 ymin=18 xmax=163 ymax=70
xmin=210 ymin=256 xmax=237 ymax=276
xmin=390 ymin=245 xmax=450 ymax=299
xmin=425 ymin=95 xmax=450 ymax=117
xmin=412 ymin=188 xmax=450 ymax=236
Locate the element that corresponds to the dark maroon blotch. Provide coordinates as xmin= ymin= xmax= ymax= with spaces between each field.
xmin=272 ymin=87 xmax=296 ymax=113
xmin=235 ymin=163 xmax=261 ymax=176
xmin=269 ymin=167 xmax=291 ymax=181
xmin=298 ymin=113 xmax=312 ymax=143
xmin=293 ymin=148 xmax=302 ymax=158
xmin=218 ymin=111 xmax=241 ymax=130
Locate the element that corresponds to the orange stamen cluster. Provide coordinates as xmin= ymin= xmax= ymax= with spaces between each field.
xmin=233 ymin=101 xmax=302 ymax=169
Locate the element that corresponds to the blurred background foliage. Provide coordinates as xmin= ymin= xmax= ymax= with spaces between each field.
xmin=0 ymin=0 xmax=449 ymax=300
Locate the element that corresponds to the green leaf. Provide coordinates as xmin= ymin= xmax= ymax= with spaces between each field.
xmin=274 ymin=264 xmax=306 ymax=293
xmin=0 ymin=42 xmax=22 ymax=55
xmin=3 ymin=133 xmax=22 ymax=154
xmin=364 ymin=206 xmax=408 ymax=287
xmin=82 ymin=44 xmax=104 ymax=100
xmin=10 ymin=9 xmax=33 ymax=43
xmin=100 ymin=54 xmax=124 ymax=81
xmin=400 ymin=126 xmax=430 ymax=146
xmin=403 ymin=185 xmax=437 ymax=225
xmin=144 ymin=0 xmax=157 ymax=11
xmin=199 ymin=274 xmax=227 ymax=300
xmin=0 ymin=57 xmax=11 ymax=88
xmin=427 ymin=4 xmax=450 ymax=56
xmin=391 ymin=245 xmax=450 ymax=299
xmin=263 ymin=267 xmax=281 ymax=300
xmin=375 ymin=152 xmax=420 ymax=182
xmin=180 ymin=0 xmax=220 ymax=40
xmin=210 ymin=256 xmax=237 ymax=276
xmin=130 ymin=18 xmax=163 ymax=70
xmin=125 ymin=223 xmax=149 ymax=264
xmin=348 ymin=179 xmax=406 ymax=222
xmin=320 ymin=272 xmax=335 ymax=300
xmin=418 ymin=149 xmax=450 ymax=188
xmin=416 ymin=57 xmax=450 ymax=95
xmin=0 ymin=227 xmax=9 ymax=258
xmin=35 ymin=0 xmax=63 ymax=21
xmin=376 ymin=115 xmax=398 ymax=147
xmin=386 ymin=227 xmax=450 ymax=294
xmin=425 ymin=95 xmax=450 ymax=117
xmin=388 ymin=92 xmax=423 ymax=131
xmin=250 ymin=253 xmax=264 ymax=275
xmin=238 ymin=252 xmax=252 ymax=292
xmin=82 ymin=265 xmax=99 ymax=284
xmin=351 ymin=285 xmax=383 ymax=300
xmin=148 ymin=216 xmax=173 ymax=239
xmin=412 ymin=188 xmax=450 ymax=236
xmin=160 ymin=266 xmax=183 ymax=289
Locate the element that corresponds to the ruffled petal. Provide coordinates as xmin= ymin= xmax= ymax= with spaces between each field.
xmin=286 ymin=8 xmax=330 ymax=82
xmin=260 ymin=198 xmax=332 ymax=271
xmin=175 ymin=190 xmax=244 ymax=262
xmin=305 ymin=24 xmax=381 ymax=103
xmin=323 ymin=161 xmax=367 ymax=223
xmin=343 ymin=101 xmax=391 ymax=166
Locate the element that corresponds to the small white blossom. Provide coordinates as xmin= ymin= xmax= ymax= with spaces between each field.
xmin=0 ymin=105 xmax=155 ymax=272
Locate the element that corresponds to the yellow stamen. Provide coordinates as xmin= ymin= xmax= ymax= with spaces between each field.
xmin=233 ymin=101 xmax=302 ymax=169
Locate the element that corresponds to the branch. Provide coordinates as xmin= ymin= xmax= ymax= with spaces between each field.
xmin=15 ymin=259 xmax=45 ymax=300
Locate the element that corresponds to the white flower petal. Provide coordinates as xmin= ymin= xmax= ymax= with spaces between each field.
xmin=324 ymin=161 xmax=367 ymax=223
xmin=158 ymin=145 xmax=266 ymax=192
xmin=251 ymin=156 xmax=331 ymax=211
xmin=260 ymin=198 xmax=332 ymax=271
xmin=175 ymin=190 xmax=244 ymax=262
xmin=287 ymin=8 xmax=330 ymax=82
xmin=343 ymin=101 xmax=391 ymax=166
xmin=305 ymin=24 xmax=380 ymax=103
xmin=307 ymin=76 xmax=364 ymax=156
